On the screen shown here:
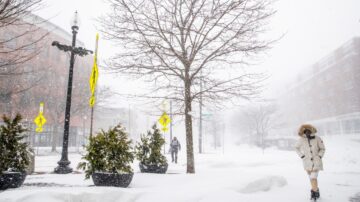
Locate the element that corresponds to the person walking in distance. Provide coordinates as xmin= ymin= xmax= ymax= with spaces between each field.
xmin=170 ymin=137 xmax=181 ymax=163
xmin=295 ymin=124 xmax=326 ymax=201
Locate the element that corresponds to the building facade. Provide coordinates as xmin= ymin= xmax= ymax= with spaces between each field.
xmin=0 ymin=14 xmax=93 ymax=148
xmin=277 ymin=37 xmax=360 ymax=136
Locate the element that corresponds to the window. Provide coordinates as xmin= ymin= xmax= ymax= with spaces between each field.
xmin=354 ymin=119 xmax=360 ymax=133
xmin=20 ymin=91 xmax=31 ymax=106
xmin=325 ymin=73 xmax=332 ymax=81
xmin=313 ymin=63 xmax=320 ymax=74
xmin=343 ymin=40 xmax=354 ymax=55
xmin=344 ymin=80 xmax=354 ymax=91
xmin=26 ymin=42 xmax=36 ymax=51
xmin=327 ymin=89 xmax=335 ymax=97
xmin=3 ymin=32 xmax=17 ymax=49
xmin=52 ymin=51 xmax=60 ymax=61
xmin=40 ymin=47 xmax=50 ymax=58
xmin=26 ymin=65 xmax=33 ymax=72
xmin=343 ymin=59 xmax=353 ymax=72
xmin=327 ymin=56 xmax=336 ymax=67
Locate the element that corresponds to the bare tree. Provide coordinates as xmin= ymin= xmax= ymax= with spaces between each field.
xmin=100 ymin=0 xmax=275 ymax=173
xmin=0 ymin=0 xmax=45 ymax=70
xmin=242 ymin=103 xmax=279 ymax=152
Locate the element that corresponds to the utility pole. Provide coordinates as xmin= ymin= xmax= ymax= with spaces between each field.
xmin=89 ymin=106 xmax=94 ymax=138
xmin=170 ymin=100 xmax=173 ymax=141
xmin=222 ymin=122 xmax=225 ymax=154
xmin=128 ymin=104 xmax=131 ymax=136
xmin=199 ymin=71 xmax=203 ymax=153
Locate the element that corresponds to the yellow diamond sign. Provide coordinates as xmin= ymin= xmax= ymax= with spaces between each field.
xmin=34 ymin=114 xmax=46 ymax=126
xmin=158 ymin=112 xmax=171 ymax=128
xmin=34 ymin=102 xmax=46 ymax=133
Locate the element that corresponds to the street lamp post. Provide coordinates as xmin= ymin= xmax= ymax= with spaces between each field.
xmin=53 ymin=11 xmax=92 ymax=174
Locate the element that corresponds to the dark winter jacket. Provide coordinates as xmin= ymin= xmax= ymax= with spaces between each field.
xmin=170 ymin=139 xmax=181 ymax=152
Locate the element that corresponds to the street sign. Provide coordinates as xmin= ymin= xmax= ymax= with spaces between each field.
xmin=158 ymin=112 xmax=171 ymax=126
xmin=34 ymin=102 xmax=46 ymax=133
xmin=158 ymin=112 xmax=171 ymax=132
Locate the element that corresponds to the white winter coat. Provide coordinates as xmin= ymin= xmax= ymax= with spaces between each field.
xmin=295 ymin=135 xmax=325 ymax=171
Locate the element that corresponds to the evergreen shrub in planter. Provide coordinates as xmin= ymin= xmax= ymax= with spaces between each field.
xmin=0 ymin=114 xmax=30 ymax=190
xmin=135 ymin=124 xmax=168 ymax=174
xmin=78 ymin=124 xmax=135 ymax=187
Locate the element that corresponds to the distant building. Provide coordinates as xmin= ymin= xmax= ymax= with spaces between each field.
xmin=94 ymin=107 xmax=129 ymax=131
xmin=0 ymin=14 xmax=92 ymax=147
xmin=277 ymin=37 xmax=360 ymax=135
xmin=93 ymin=107 xmax=143 ymax=140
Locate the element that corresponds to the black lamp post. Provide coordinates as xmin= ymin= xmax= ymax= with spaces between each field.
xmin=53 ymin=11 xmax=92 ymax=174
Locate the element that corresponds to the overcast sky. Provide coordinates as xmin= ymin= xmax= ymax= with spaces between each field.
xmin=35 ymin=0 xmax=360 ymax=107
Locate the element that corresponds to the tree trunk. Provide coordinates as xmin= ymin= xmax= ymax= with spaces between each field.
xmin=184 ymin=78 xmax=195 ymax=173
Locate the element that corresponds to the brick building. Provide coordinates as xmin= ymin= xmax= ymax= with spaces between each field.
xmin=0 ymin=14 xmax=93 ymax=148
xmin=277 ymin=37 xmax=360 ymax=135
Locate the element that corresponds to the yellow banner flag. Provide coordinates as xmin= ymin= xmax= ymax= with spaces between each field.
xmin=89 ymin=33 xmax=99 ymax=107
xmin=89 ymin=62 xmax=98 ymax=94
xmin=89 ymin=95 xmax=96 ymax=107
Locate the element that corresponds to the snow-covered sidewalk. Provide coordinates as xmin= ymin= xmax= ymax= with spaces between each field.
xmin=1 ymin=135 xmax=360 ymax=202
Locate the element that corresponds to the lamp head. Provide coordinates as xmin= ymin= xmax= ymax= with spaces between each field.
xmin=71 ymin=11 xmax=80 ymax=29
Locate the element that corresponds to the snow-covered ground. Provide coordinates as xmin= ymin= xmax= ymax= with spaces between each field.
xmin=1 ymin=135 xmax=360 ymax=202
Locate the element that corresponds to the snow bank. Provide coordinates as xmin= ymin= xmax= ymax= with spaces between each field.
xmin=1 ymin=188 xmax=138 ymax=202
xmin=238 ymin=176 xmax=287 ymax=193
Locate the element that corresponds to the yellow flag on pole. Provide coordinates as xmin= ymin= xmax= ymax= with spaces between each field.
xmin=89 ymin=95 xmax=96 ymax=107
xmin=89 ymin=62 xmax=98 ymax=95
xmin=89 ymin=33 xmax=99 ymax=107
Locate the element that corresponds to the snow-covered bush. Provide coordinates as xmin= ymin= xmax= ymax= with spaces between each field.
xmin=0 ymin=114 xmax=30 ymax=173
xmin=135 ymin=124 xmax=167 ymax=166
xmin=77 ymin=123 xmax=135 ymax=179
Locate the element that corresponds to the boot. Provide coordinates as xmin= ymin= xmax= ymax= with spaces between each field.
xmin=310 ymin=190 xmax=316 ymax=200
xmin=314 ymin=189 xmax=320 ymax=199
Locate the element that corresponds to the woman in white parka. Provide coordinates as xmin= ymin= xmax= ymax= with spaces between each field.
xmin=295 ymin=124 xmax=325 ymax=200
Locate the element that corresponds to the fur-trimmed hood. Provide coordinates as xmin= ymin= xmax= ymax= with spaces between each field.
xmin=298 ymin=124 xmax=317 ymax=136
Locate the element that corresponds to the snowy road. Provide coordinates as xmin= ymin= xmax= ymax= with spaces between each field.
xmin=1 ymin=135 xmax=360 ymax=202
